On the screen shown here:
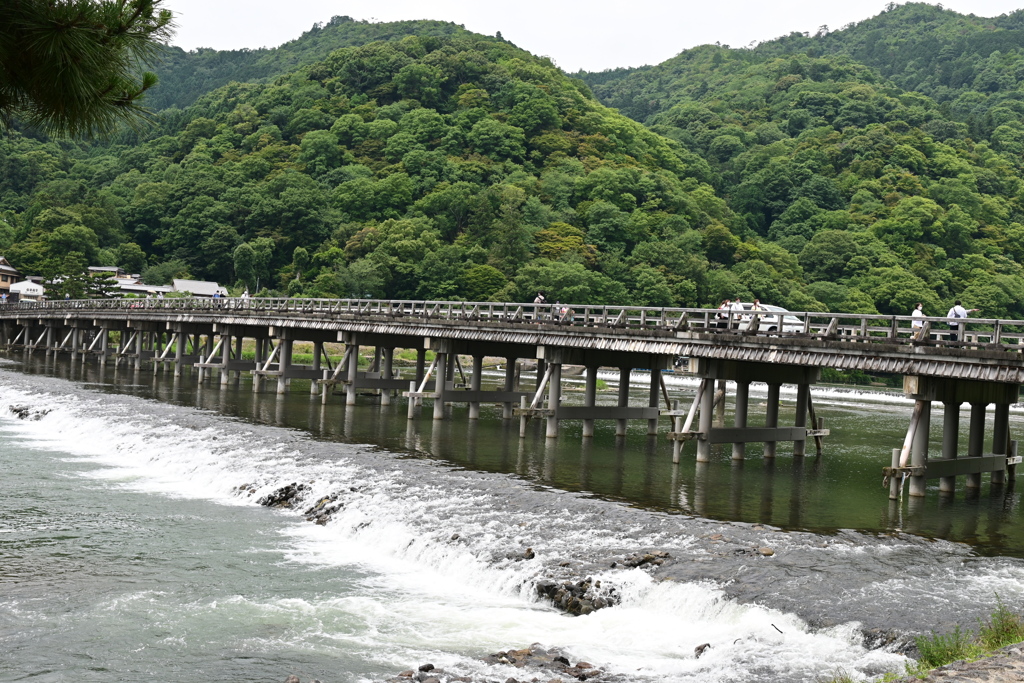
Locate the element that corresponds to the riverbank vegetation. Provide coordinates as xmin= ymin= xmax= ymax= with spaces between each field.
xmin=6 ymin=5 xmax=1024 ymax=320
xmin=821 ymin=599 xmax=1024 ymax=682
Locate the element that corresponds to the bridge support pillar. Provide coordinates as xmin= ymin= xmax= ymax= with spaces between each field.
xmin=648 ymin=369 xmax=660 ymax=436
xmin=732 ymin=381 xmax=750 ymax=461
xmin=615 ymin=368 xmax=631 ymax=436
xmin=967 ymin=402 xmax=987 ymax=489
xmin=992 ymin=403 xmax=1009 ymax=485
xmin=502 ymin=359 xmax=517 ymax=419
xmin=889 ymin=448 xmax=901 ymax=500
xmin=793 ymin=384 xmax=809 ymax=457
xmin=98 ymin=328 xmax=109 ymax=365
xmin=381 ymin=347 xmax=394 ymax=404
xmin=445 ymin=351 xmax=456 ymax=398
xmin=909 ymin=400 xmax=930 ymax=497
xmin=715 ymin=380 xmax=727 ymax=427
xmin=697 ymin=376 xmax=714 ymax=462
xmin=764 ymin=383 xmax=780 ymax=459
xmin=415 ymin=348 xmax=426 ymax=386
xmin=203 ymin=335 xmax=214 ymax=382
xmin=70 ymin=328 xmax=80 ymax=361
xmin=45 ymin=326 xmax=55 ymax=357
xmin=276 ymin=339 xmax=293 ymax=394
xmin=345 ymin=344 xmax=359 ymax=405
xmin=218 ymin=333 xmax=232 ymax=385
xmin=468 ymin=355 xmax=482 ymax=419
xmin=582 ymin=365 xmax=598 ymax=438
xmin=115 ymin=328 xmax=127 ymax=357
xmin=940 ymin=401 xmax=959 ymax=493
xmin=311 ymin=341 xmax=324 ymax=396
xmin=197 ymin=335 xmax=206 ymax=383
xmin=546 ymin=362 xmax=562 ymax=438
xmin=174 ymin=331 xmax=184 ymax=377
xmin=433 ymin=352 xmax=448 ymax=420
xmin=134 ymin=329 xmax=144 ymax=369
xmin=252 ymin=338 xmax=264 ymax=391
xmin=234 ymin=336 xmax=243 ymax=381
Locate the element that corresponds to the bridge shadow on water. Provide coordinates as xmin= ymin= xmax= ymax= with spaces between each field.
xmin=13 ymin=351 xmax=1024 ymax=560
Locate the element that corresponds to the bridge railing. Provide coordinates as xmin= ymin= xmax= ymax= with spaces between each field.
xmin=4 ymin=297 xmax=1024 ymax=350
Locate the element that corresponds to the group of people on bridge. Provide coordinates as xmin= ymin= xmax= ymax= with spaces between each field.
xmin=911 ymin=300 xmax=980 ymax=341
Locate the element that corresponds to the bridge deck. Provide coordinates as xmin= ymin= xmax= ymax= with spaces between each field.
xmin=3 ymin=298 xmax=1024 ymax=382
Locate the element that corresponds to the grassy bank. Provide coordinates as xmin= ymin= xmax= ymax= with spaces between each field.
xmin=823 ymin=600 xmax=1024 ymax=681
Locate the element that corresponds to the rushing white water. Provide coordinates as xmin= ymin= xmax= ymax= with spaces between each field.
xmin=0 ymin=367 xmax=960 ymax=682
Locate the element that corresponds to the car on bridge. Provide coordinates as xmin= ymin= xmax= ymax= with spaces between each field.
xmin=739 ymin=303 xmax=804 ymax=333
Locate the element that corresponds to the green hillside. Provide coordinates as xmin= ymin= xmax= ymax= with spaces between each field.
xmin=574 ymin=4 xmax=1024 ymax=318
xmin=0 ymin=31 xmax=735 ymax=306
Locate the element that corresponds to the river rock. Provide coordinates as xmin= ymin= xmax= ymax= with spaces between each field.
xmin=257 ymin=482 xmax=309 ymax=508
xmin=233 ymin=482 xmax=258 ymax=496
xmin=8 ymin=404 xmax=50 ymax=420
xmin=534 ymin=577 xmax=618 ymax=615
xmin=622 ymin=550 xmax=670 ymax=568
xmin=303 ymin=493 xmax=344 ymax=524
xmin=384 ymin=643 xmax=626 ymax=682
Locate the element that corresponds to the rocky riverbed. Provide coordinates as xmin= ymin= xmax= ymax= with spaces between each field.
xmin=382 ymin=644 xmax=625 ymax=683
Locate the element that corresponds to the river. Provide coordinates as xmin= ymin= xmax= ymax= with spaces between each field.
xmin=2 ymin=353 xmax=1024 ymax=682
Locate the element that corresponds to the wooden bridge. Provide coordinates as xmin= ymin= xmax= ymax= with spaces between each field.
xmin=3 ymin=297 xmax=1024 ymax=498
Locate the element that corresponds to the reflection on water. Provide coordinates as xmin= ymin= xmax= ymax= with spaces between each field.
xmin=7 ymin=350 xmax=1024 ymax=558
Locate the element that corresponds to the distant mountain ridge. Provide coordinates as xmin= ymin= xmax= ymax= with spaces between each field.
xmin=577 ymin=2 xmax=1024 ymax=129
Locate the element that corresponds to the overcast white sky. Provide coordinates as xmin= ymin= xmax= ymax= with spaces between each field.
xmin=162 ymin=0 xmax=1024 ymax=72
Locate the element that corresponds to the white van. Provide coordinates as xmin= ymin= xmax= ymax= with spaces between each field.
xmin=741 ymin=303 xmax=804 ymax=333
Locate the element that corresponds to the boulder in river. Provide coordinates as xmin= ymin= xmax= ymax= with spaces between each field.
xmin=622 ymin=550 xmax=670 ymax=568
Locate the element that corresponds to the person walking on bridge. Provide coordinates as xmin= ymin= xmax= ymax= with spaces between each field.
xmin=946 ymin=300 xmax=979 ymax=342
xmin=716 ymin=299 xmax=731 ymax=330
xmin=911 ymin=302 xmax=930 ymax=340
xmin=730 ymin=297 xmax=746 ymax=330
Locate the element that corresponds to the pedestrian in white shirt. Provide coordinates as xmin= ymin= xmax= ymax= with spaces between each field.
xmin=911 ymin=303 xmax=926 ymax=340
xmin=730 ymin=298 xmax=746 ymax=329
xmin=946 ymin=299 xmax=979 ymax=342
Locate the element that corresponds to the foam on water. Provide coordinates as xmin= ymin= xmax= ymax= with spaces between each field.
xmin=0 ymin=372 xmax=917 ymax=681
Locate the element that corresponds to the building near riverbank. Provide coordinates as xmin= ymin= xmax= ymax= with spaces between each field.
xmin=0 ymin=257 xmax=21 ymax=294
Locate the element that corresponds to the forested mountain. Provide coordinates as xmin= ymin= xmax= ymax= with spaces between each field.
xmin=576 ymin=3 xmax=1024 ymax=318
xmin=6 ymin=4 xmax=1024 ymax=317
xmin=148 ymin=16 xmax=474 ymax=110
